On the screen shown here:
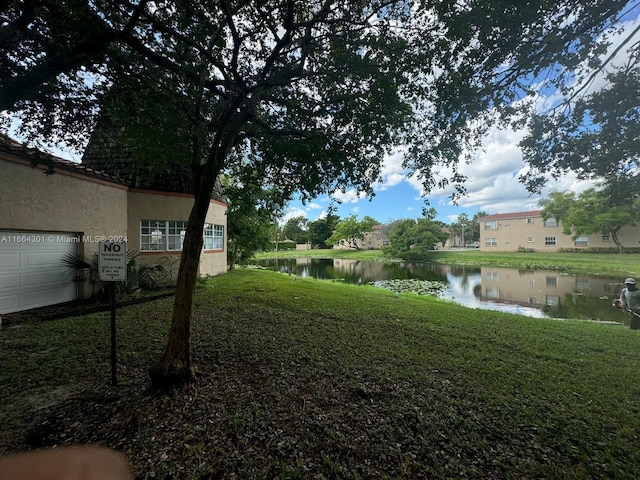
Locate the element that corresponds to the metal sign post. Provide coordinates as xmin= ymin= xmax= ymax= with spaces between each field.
xmin=98 ymin=241 xmax=127 ymax=386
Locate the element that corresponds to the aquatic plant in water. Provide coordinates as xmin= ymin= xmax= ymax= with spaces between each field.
xmin=371 ymin=279 xmax=448 ymax=296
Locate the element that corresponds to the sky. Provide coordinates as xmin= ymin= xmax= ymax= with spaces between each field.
xmin=282 ymin=7 xmax=640 ymax=226
xmin=6 ymin=4 xmax=640 ymax=228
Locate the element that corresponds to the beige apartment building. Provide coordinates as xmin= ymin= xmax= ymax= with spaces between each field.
xmin=479 ymin=210 xmax=640 ymax=252
xmin=333 ymin=224 xmax=390 ymax=250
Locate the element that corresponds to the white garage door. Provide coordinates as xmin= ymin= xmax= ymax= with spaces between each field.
xmin=0 ymin=232 xmax=78 ymax=314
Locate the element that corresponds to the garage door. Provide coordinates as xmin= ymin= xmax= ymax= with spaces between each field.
xmin=0 ymin=232 xmax=78 ymax=314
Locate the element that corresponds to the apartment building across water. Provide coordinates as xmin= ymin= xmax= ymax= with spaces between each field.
xmin=479 ymin=210 xmax=640 ymax=252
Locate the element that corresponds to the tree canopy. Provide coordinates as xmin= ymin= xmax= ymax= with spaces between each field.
xmin=326 ymin=215 xmax=378 ymax=249
xmin=518 ymin=13 xmax=640 ymax=194
xmin=386 ymin=218 xmax=449 ymax=256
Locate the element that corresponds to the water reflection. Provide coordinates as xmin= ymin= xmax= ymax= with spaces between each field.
xmin=253 ymin=258 xmax=626 ymax=322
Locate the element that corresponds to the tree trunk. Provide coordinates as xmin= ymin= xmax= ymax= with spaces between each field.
xmin=612 ymin=228 xmax=624 ymax=253
xmin=228 ymin=241 xmax=239 ymax=271
xmin=149 ymin=187 xmax=212 ymax=389
xmin=150 ymin=150 xmax=222 ymax=389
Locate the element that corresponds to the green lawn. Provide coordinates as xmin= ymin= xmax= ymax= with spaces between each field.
xmin=2 ymin=268 xmax=640 ymax=478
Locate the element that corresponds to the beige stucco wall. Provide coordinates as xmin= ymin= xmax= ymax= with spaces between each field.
xmin=127 ymin=190 xmax=227 ymax=277
xmin=333 ymin=227 xmax=390 ymax=250
xmin=0 ymin=157 xmax=129 ymax=298
xmin=480 ymin=213 xmax=640 ymax=252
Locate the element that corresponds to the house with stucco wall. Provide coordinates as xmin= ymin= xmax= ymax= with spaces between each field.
xmin=0 ymin=137 xmax=227 ymax=314
xmin=479 ymin=210 xmax=640 ymax=252
xmin=332 ymin=224 xmax=390 ymax=250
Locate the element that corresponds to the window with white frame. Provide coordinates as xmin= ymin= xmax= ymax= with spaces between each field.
xmin=204 ymin=224 xmax=224 ymax=250
xmin=602 ymin=234 xmax=610 ymax=242
xmin=527 ymin=236 xmax=534 ymax=243
xmin=526 ymin=218 xmax=534 ymax=224
xmin=141 ymin=220 xmax=224 ymax=252
xmin=485 ymin=237 xmax=498 ymax=246
xmin=484 ymin=220 xmax=498 ymax=229
xmin=546 ymin=295 xmax=560 ymax=306
xmin=543 ymin=217 xmax=557 ymax=227
xmin=574 ymin=236 xmax=588 ymax=247
xmin=544 ymin=236 xmax=557 ymax=246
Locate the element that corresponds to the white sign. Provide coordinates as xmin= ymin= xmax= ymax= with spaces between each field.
xmin=98 ymin=241 xmax=127 ymax=281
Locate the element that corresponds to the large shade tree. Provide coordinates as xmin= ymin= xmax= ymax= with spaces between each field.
xmin=2 ymin=0 xmax=634 ymax=386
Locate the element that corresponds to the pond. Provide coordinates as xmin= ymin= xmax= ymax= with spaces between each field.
xmin=252 ymin=258 xmax=628 ymax=323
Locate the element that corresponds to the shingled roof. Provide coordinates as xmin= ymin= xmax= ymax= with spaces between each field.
xmin=0 ymin=134 xmax=129 ymax=185
xmin=81 ymin=123 xmax=225 ymax=201
xmin=479 ymin=211 xmax=542 ymax=221
xmin=82 ymin=127 xmax=194 ymax=194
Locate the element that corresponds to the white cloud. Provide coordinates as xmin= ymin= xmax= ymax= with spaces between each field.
xmin=279 ymin=207 xmax=307 ymax=225
xmin=332 ymin=188 xmax=366 ymax=204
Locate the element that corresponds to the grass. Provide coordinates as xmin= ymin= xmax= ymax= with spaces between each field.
xmin=2 ymin=268 xmax=640 ymax=478
xmin=253 ymin=248 xmax=640 ymax=277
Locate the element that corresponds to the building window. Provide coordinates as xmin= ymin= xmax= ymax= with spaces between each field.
xmin=527 ymin=218 xmax=534 ymax=224
xmin=602 ymin=234 xmax=610 ymax=242
xmin=544 ymin=236 xmax=557 ymax=246
xmin=141 ymin=220 xmax=167 ymax=251
xmin=546 ymin=276 xmax=558 ymax=287
xmin=574 ymin=236 xmax=588 ymax=247
xmin=204 ymin=224 xmax=224 ymax=250
xmin=484 ymin=220 xmax=498 ymax=230
xmin=543 ymin=217 xmax=557 ymax=227
xmin=141 ymin=220 xmax=224 ymax=252
xmin=527 ymin=237 xmax=534 ymax=243
xmin=485 ymin=238 xmax=498 ymax=246
xmin=546 ymin=295 xmax=560 ymax=306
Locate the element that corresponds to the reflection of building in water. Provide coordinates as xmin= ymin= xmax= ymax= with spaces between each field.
xmin=479 ymin=267 xmax=618 ymax=310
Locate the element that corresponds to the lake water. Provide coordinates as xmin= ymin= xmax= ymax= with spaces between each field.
xmin=252 ymin=258 xmax=628 ymax=323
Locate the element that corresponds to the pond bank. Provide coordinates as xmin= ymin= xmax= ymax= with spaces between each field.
xmin=253 ymin=248 xmax=640 ymax=277
xmin=2 ymin=269 xmax=640 ymax=478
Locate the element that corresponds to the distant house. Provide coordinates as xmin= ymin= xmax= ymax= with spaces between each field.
xmin=479 ymin=210 xmax=640 ymax=252
xmin=0 ymin=136 xmax=227 ymax=314
xmin=332 ymin=224 xmax=390 ymax=250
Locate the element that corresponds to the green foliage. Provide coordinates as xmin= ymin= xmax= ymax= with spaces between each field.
xmin=326 ymin=215 xmax=378 ymax=249
xmin=281 ymin=216 xmax=309 ymax=244
xmin=224 ymin=174 xmax=288 ymax=269
xmin=385 ymin=218 xmax=449 ymax=256
xmin=540 ymin=188 xmax=640 ymax=252
xmin=308 ymin=213 xmax=340 ymax=248
xmin=3 ymin=1 xmax=632 ymax=201
xmin=61 ymin=250 xmax=176 ymax=295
